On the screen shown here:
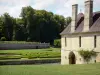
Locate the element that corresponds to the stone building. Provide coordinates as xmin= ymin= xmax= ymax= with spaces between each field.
xmin=60 ymin=0 xmax=100 ymax=65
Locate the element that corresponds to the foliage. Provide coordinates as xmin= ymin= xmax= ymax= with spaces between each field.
xmin=0 ymin=37 xmax=6 ymax=41
xmin=54 ymin=39 xmax=61 ymax=47
xmin=1 ymin=13 xmax=15 ymax=41
xmin=0 ymin=6 xmax=71 ymax=44
xmin=78 ymin=49 xmax=97 ymax=63
xmin=65 ymin=17 xmax=72 ymax=27
xmin=14 ymin=24 xmax=27 ymax=41
xmin=0 ymin=17 xmax=3 ymax=38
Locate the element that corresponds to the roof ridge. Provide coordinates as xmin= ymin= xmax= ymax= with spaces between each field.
xmin=60 ymin=11 xmax=100 ymax=35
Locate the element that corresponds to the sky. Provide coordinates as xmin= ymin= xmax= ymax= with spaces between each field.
xmin=0 ymin=0 xmax=100 ymax=18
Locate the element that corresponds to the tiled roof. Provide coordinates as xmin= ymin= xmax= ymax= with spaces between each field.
xmin=60 ymin=11 xmax=100 ymax=35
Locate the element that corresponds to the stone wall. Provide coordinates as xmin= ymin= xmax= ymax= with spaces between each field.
xmin=0 ymin=43 xmax=50 ymax=50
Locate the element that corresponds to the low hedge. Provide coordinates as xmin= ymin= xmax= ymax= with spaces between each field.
xmin=0 ymin=52 xmax=60 ymax=60
xmin=0 ymin=58 xmax=61 ymax=65
xmin=0 ymin=49 xmax=61 ymax=60
xmin=22 ymin=52 xmax=60 ymax=59
xmin=0 ymin=55 xmax=21 ymax=60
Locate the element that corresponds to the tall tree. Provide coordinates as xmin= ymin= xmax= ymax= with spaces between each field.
xmin=20 ymin=6 xmax=66 ymax=44
xmin=14 ymin=18 xmax=27 ymax=41
xmin=54 ymin=15 xmax=66 ymax=32
xmin=0 ymin=16 xmax=3 ymax=39
xmin=20 ymin=6 xmax=36 ymax=41
xmin=0 ymin=6 xmax=70 ymax=43
xmin=2 ymin=13 xmax=14 ymax=41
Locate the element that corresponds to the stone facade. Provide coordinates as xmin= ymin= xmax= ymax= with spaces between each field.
xmin=60 ymin=0 xmax=100 ymax=65
xmin=61 ymin=33 xmax=100 ymax=65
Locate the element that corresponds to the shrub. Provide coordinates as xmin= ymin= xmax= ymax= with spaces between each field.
xmin=54 ymin=39 xmax=61 ymax=47
xmin=78 ymin=49 xmax=97 ymax=64
xmin=0 ymin=37 xmax=6 ymax=41
xmin=27 ymin=37 xmax=31 ymax=42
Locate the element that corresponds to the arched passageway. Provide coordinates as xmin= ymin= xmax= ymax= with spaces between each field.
xmin=69 ymin=51 xmax=76 ymax=64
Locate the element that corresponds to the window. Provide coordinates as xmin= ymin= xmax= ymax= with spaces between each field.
xmin=79 ymin=36 xmax=81 ymax=47
xmin=94 ymin=35 xmax=97 ymax=48
xmin=65 ymin=37 xmax=67 ymax=47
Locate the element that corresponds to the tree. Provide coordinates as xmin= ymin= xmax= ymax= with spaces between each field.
xmin=2 ymin=13 xmax=15 ymax=41
xmin=65 ymin=17 xmax=72 ymax=27
xmin=34 ymin=10 xmax=60 ymax=44
xmin=19 ymin=6 xmax=67 ymax=44
xmin=54 ymin=15 xmax=66 ymax=32
xmin=0 ymin=16 xmax=3 ymax=39
xmin=20 ymin=6 xmax=36 ymax=41
xmin=14 ymin=18 xmax=27 ymax=41
xmin=0 ymin=6 xmax=69 ymax=43
xmin=14 ymin=24 xmax=27 ymax=41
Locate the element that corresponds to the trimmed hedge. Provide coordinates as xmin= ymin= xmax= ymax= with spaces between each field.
xmin=54 ymin=39 xmax=61 ymax=47
xmin=0 ymin=52 xmax=60 ymax=60
xmin=0 ymin=48 xmax=61 ymax=60
xmin=0 ymin=58 xmax=61 ymax=65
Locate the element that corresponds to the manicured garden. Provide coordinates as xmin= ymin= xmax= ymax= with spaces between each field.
xmin=0 ymin=48 xmax=61 ymax=60
xmin=0 ymin=63 xmax=100 ymax=75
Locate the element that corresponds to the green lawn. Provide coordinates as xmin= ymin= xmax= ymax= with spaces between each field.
xmin=0 ymin=63 xmax=100 ymax=75
xmin=0 ymin=48 xmax=61 ymax=60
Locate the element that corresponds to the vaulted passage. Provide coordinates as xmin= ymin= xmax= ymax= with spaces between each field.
xmin=69 ymin=51 xmax=76 ymax=64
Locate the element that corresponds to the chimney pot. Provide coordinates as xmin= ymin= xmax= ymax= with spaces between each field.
xmin=71 ymin=4 xmax=78 ymax=32
xmin=84 ymin=0 xmax=93 ymax=31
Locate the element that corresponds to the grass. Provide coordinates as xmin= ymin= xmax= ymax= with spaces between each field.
xmin=0 ymin=63 xmax=100 ymax=75
xmin=0 ymin=48 xmax=61 ymax=60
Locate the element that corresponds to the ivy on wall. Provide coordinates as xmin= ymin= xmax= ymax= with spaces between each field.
xmin=78 ymin=49 xmax=97 ymax=64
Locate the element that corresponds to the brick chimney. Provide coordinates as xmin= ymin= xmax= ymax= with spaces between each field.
xmin=71 ymin=4 xmax=78 ymax=32
xmin=84 ymin=0 xmax=93 ymax=31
